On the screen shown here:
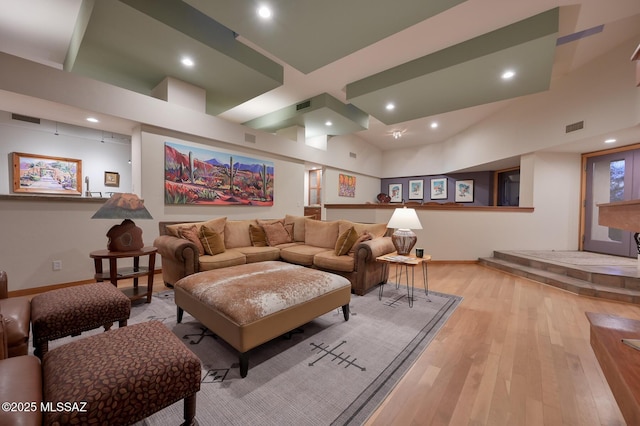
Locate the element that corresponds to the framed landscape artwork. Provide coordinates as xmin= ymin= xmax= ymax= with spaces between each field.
xmin=164 ymin=142 xmax=274 ymax=205
xmin=104 ymin=171 xmax=120 ymax=187
xmin=408 ymin=179 xmax=424 ymax=200
xmin=12 ymin=152 xmax=82 ymax=195
xmin=455 ymin=179 xmax=474 ymax=203
xmin=388 ymin=183 xmax=403 ymax=203
xmin=430 ymin=178 xmax=447 ymax=200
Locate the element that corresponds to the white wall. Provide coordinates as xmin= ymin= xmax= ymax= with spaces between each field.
xmin=327 ymin=152 xmax=582 ymax=260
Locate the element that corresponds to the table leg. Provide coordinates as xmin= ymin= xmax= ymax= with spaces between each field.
xmin=422 ymin=261 xmax=431 ymax=301
xmin=133 ymin=256 xmax=140 ymax=290
xmin=378 ymin=263 xmax=388 ymax=300
xmin=146 ymin=253 xmax=156 ymax=303
xmin=93 ymin=258 xmax=104 ymax=282
xmin=407 ymin=264 xmax=414 ymax=308
xmin=108 ymin=258 xmax=118 ymax=286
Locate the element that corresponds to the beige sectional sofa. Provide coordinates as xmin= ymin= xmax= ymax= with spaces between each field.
xmin=153 ymin=214 xmax=395 ymax=295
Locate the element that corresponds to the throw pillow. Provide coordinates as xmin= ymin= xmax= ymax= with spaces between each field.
xmin=262 ymin=221 xmax=293 ymax=246
xmin=249 ymin=224 xmax=268 ymax=247
xmin=179 ymin=225 xmax=205 ymax=256
xmin=335 ymin=226 xmax=359 ymax=256
xmin=349 ymin=231 xmax=373 ymax=254
xmin=199 ymin=226 xmax=225 ymax=255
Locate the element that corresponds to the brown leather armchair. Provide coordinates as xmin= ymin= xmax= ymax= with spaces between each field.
xmin=0 ymin=312 xmax=42 ymax=426
xmin=0 ymin=271 xmax=31 ymax=357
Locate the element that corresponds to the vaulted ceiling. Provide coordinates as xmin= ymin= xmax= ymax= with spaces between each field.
xmin=0 ymin=0 xmax=639 ymax=152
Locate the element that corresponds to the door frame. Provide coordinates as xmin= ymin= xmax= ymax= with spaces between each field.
xmin=580 ymin=142 xmax=640 ymax=251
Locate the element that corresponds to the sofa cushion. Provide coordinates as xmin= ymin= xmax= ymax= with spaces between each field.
xmin=339 ymin=220 xmax=388 ymax=239
xmin=262 ymin=221 xmax=293 ymax=246
xmin=304 ymin=219 xmax=339 ymax=249
xmin=199 ymin=250 xmax=246 ymax=271
xmin=234 ymin=246 xmax=281 ymax=263
xmin=349 ymin=232 xmax=372 ymax=254
xmin=200 ymin=226 xmax=225 ymax=255
xmin=284 ymin=214 xmax=311 ymax=242
xmin=178 ymin=225 xmax=205 ymax=255
xmin=279 ymin=245 xmax=329 ymax=266
xmin=224 ymin=220 xmax=258 ymax=249
xmin=165 ymin=217 xmax=226 ymax=238
xmin=314 ymin=250 xmax=355 ymax=273
xmin=249 ymin=224 xmax=268 ymax=247
xmin=335 ymin=226 xmax=359 ymax=256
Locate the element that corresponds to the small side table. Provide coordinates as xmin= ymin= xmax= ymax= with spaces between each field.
xmin=90 ymin=246 xmax=157 ymax=303
xmin=376 ymin=252 xmax=430 ymax=307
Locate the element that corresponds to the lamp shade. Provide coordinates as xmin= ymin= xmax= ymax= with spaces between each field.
xmin=91 ymin=193 xmax=152 ymax=252
xmin=387 ymin=207 xmax=422 ymax=255
xmin=387 ymin=207 xmax=422 ymax=230
xmin=91 ymin=193 xmax=153 ymax=219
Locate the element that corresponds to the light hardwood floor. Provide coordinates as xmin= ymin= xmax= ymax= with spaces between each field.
xmin=364 ymin=263 xmax=640 ymax=426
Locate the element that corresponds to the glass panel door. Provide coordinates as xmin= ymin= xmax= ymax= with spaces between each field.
xmin=584 ymin=151 xmax=634 ymax=256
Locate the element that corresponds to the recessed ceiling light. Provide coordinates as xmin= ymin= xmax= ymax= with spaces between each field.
xmin=181 ymin=57 xmax=194 ymax=67
xmin=501 ymin=69 xmax=516 ymax=80
xmin=325 ymin=121 xmax=332 ymax=126
xmin=385 ymin=103 xmax=395 ymax=111
xmin=392 ymin=131 xmax=403 ymax=139
xmin=430 ymin=122 xmax=438 ymax=129
xmin=605 ymin=138 xmax=617 ymax=144
xmin=257 ymin=5 xmax=272 ymax=19
xmin=86 ymin=117 xmax=99 ymax=123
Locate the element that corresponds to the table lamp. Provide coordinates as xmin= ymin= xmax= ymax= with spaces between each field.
xmin=387 ymin=207 xmax=423 ymax=255
xmin=91 ymin=193 xmax=153 ymax=252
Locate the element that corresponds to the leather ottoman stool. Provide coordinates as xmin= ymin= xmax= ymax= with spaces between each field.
xmin=42 ymin=321 xmax=201 ymax=426
xmin=31 ymin=282 xmax=131 ymax=358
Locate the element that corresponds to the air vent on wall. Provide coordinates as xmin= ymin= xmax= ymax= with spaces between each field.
xmin=244 ymin=133 xmax=256 ymax=143
xmin=349 ymin=152 xmax=357 ymax=158
xmin=565 ymin=121 xmax=584 ymax=133
xmin=12 ymin=113 xmax=40 ymax=124
xmin=296 ymin=100 xmax=311 ymax=111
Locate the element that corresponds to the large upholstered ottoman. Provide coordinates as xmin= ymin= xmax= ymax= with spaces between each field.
xmin=31 ymin=282 xmax=131 ymax=358
xmin=42 ymin=320 xmax=201 ymax=426
xmin=174 ymin=261 xmax=351 ymax=377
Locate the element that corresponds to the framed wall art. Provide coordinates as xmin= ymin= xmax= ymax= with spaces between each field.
xmin=164 ymin=142 xmax=274 ymax=205
xmin=430 ymin=178 xmax=447 ymax=200
xmin=388 ymin=183 xmax=403 ymax=203
xmin=339 ymin=173 xmax=356 ymax=197
xmin=408 ymin=179 xmax=424 ymax=200
xmin=455 ymin=179 xmax=474 ymax=203
xmin=12 ymin=152 xmax=82 ymax=195
xmin=104 ymin=171 xmax=120 ymax=187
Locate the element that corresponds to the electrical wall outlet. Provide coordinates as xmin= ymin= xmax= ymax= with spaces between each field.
xmin=52 ymin=260 xmax=62 ymax=271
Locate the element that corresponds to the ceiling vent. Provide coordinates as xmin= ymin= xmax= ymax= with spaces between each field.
xmin=296 ymin=100 xmax=311 ymax=111
xmin=349 ymin=152 xmax=357 ymax=158
xmin=565 ymin=121 xmax=584 ymax=133
xmin=11 ymin=113 xmax=40 ymax=124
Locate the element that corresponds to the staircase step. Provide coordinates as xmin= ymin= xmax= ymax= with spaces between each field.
xmin=478 ymin=256 xmax=640 ymax=305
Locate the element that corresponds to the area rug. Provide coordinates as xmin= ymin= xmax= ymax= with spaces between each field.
xmin=45 ymin=285 xmax=461 ymax=426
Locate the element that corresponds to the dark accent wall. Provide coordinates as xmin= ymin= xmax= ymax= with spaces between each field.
xmin=381 ymin=171 xmax=492 ymax=206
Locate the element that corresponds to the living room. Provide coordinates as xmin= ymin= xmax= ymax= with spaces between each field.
xmin=1 ymin=1 xmax=640 ymax=424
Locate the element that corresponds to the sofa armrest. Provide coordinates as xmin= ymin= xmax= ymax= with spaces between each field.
xmin=354 ymin=236 xmax=395 ymax=262
xmin=154 ymin=235 xmax=197 ymax=262
xmin=153 ymin=235 xmax=200 ymax=287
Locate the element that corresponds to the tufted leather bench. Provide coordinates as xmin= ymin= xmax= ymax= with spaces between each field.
xmin=31 ymin=282 xmax=131 ymax=358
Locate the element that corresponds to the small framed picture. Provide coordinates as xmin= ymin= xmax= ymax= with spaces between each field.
xmin=104 ymin=171 xmax=120 ymax=187
xmin=430 ymin=178 xmax=447 ymax=200
xmin=388 ymin=183 xmax=403 ymax=203
xmin=455 ymin=179 xmax=474 ymax=203
xmin=408 ymin=179 xmax=424 ymax=200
